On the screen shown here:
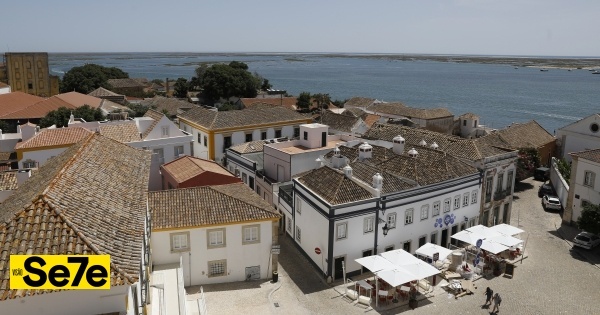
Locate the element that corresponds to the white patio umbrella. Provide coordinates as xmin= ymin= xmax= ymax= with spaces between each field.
xmin=488 ymin=223 xmax=524 ymax=236
xmin=416 ymin=243 xmax=453 ymax=262
xmin=400 ymin=261 xmax=441 ymax=279
xmin=480 ymin=240 xmax=509 ymax=254
xmin=375 ymin=268 xmax=418 ymax=287
xmin=488 ymin=234 xmax=523 ymax=248
xmin=465 ymin=225 xmax=502 ymax=238
xmin=451 ymin=230 xmax=486 ymax=246
xmin=380 ymin=249 xmax=419 ymax=266
xmin=355 ymin=255 xmax=396 ymax=272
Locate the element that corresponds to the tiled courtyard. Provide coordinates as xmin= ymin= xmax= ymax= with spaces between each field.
xmin=192 ymin=178 xmax=600 ymax=314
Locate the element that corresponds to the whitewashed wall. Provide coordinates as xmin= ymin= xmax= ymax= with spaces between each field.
xmin=21 ymin=147 xmax=67 ymax=168
xmin=570 ymin=158 xmax=600 ymax=221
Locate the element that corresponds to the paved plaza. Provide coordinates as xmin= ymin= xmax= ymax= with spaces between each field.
xmin=191 ymin=178 xmax=600 ymax=314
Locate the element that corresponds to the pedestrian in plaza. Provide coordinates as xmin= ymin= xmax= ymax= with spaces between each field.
xmin=491 ymin=292 xmax=502 ymax=313
xmin=483 ymin=287 xmax=493 ymax=307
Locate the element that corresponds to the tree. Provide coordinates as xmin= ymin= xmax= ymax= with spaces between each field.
xmin=515 ymin=147 xmax=540 ymax=182
xmin=296 ymin=92 xmax=311 ymax=110
xmin=173 ymin=78 xmax=189 ymax=98
xmin=577 ymin=204 xmax=600 ymax=235
xmin=199 ymin=62 xmax=259 ymax=101
xmin=313 ymin=93 xmax=331 ymax=109
xmin=39 ymin=105 xmax=105 ymax=128
xmin=261 ymin=79 xmax=272 ymax=91
xmin=556 ymin=158 xmax=571 ymax=181
xmin=60 ymin=64 xmax=128 ymax=94
xmin=0 ymin=120 xmax=14 ymax=133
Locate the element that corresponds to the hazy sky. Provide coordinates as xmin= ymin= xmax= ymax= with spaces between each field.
xmin=2 ymin=0 xmax=599 ymax=56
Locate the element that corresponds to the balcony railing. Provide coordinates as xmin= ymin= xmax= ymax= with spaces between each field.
xmin=494 ymin=190 xmax=507 ymax=200
xmin=279 ymin=185 xmax=293 ymax=207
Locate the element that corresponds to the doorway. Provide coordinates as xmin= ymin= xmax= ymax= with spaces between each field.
xmin=403 ymin=241 xmax=411 ymax=253
xmin=362 ymin=250 xmax=372 ymax=273
xmin=441 ymin=228 xmax=448 ymax=248
xmin=334 ymin=256 xmax=345 ymax=280
xmin=451 ymin=225 xmax=458 ymax=246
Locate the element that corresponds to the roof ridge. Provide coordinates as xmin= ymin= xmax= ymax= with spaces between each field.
xmin=209 ymin=184 xmax=278 ymax=216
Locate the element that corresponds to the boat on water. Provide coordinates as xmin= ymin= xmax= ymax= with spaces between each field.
xmin=593 ymin=71 xmax=600 ymax=74
xmin=540 ymin=69 xmax=549 ymax=72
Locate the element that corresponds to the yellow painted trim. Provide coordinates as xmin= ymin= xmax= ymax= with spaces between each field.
xmin=208 ymin=131 xmax=215 ymax=160
xmin=16 ymin=144 xmax=74 ymax=153
xmin=152 ymin=217 xmax=279 ymax=232
xmin=179 ymin=117 xmax=312 ymax=134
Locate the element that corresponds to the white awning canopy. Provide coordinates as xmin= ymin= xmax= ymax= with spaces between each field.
xmin=399 ymin=261 xmax=441 ymax=279
xmin=355 ymin=255 xmax=397 ymax=272
xmin=375 ymin=268 xmax=418 ymax=287
xmin=380 ymin=249 xmax=418 ymax=266
xmin=465 ymin=225 xmax=502 ymax=238
xmin=451 ymin=230 xmax=486 ymax=246
xmin=480 ymin=240 xmax=510 ymax=254
xmin=416 ymin=242 xmax=453 ymax=261
xmin=488 ymin=223 xmax=524 ymax=236
xmin=488 ymin=234 xmax=523 ymax=248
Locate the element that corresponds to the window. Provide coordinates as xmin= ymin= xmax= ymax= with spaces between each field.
xmin=336 ymin=222 xmax=348 ymax=240
xmin=506 ymin=171 xmax=514 ymax=193
xmin=294 ymin=127 xmax=300 ymax=138
xmin=420 ymin=205 xmax=429 ymax=220
xmin=453 ymin=195 xmax=461 ymax=210
xmin=261 ymin=131 xmax=267 ymax=140
xmin=295 ymin=195 xmax=302 ymax=215
xmin=405 ymin=208 xmax=414 ymax=225
xmin=170 ymin=232 xmax=189 ymax=252
xmin=27 ymin=82 xmax=33 ymax=89
xmin=463 ymin=120 xmax=467 ymax=126
xmin=432 ymin=201 xmax=440 ymax=216
xmin=23 ymin=160 xmax=36 ymax=169
xmin=463 ymin=193 xmax=470 ymax=207
xmin=167 ymin=182 xmax=174 ymax=190
xmin=584 ymin=171 xmax=595 ymax=188
xmin=174 ymin=145 xmax=184 ymax=157
xmin=387 ymin=212 xmax=397 ymax=229
xmin=249 ymin=177 xmax=254 ymax=189
xmin=581 ymin=199 xmax=591 ymax=208
xmin=385 ymin=245 xmax=395 ymax=252
xmin=223 ymin=136 xmax=232 ymax=152
xmin=296 ymin=226 xmax=301 ymax=242
xmin=443 ymin=198 xmax=451 ymax=213
xmin=242 ymin=225 xmax=260 ymax=244
xmin=275 ymin=129 xmax=282 ymax=138
xmin=257 ymin=186 xmax=261 ymax=196
xmin=286 ymin=217 xmax=292 ymax=232
xmin=303 ymin=131 xmax=308 ymax=140
xmin=203 ymin=136 xmax=208 ymax=147
xmin=234 ymin=168 xmax=240 ymax=177
xmin=183 ymin=125 xmax=187 ymax=132
xmin=153 ymin=148 xmax=164 ymax=164
xmin=430 ymin=231 xmax=437 ymax=245
xmin=419 ymin=235 xmax=427 ymax=248
xmin=242 ymin=173 xmax=247 ymax=184
xmin=469 ymin=216 xmax=478 ymax=227
xmin=591 ymin=122 xmax=599 ymax=133
xmin=245 ymin=133 xmax=253 ymax=142
xmin=161 ymin=126 xmax=169 ymax=137
xmin=208 ymin=260 xmax=226 ymax=277
xmin=496 ymin=173 xmax=504 ymax=193
xmin=207 ymin=228 xmax=225 ymax=248
xmin=364 ymin=216 xmax=375 ymax=233
xmin=471 ymin=190 xmax=478 ymax=204
xmin=485 ymin=176 xmax=493 ymax=202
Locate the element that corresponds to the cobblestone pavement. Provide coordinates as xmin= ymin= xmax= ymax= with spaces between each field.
xmin=195 ymin=178 xmax=600 ymax=315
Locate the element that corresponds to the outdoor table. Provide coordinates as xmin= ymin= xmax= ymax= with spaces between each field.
xmin=378 ymin=290 xmax=389 ymax=305
xmin=355 ymin=280 xmax=372 ymax=296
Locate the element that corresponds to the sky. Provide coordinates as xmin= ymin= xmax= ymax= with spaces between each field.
xmin=1 ymin=0 xmax=599 ymax=56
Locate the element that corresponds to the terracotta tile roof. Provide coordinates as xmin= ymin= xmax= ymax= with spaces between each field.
xmin=344 ymin=97 xmax=376 ymax=107
xmin=99 ymin=123 xmax=141 ymax=143
xmin=229 ymin=140 xmax=266 ymax=154
xmin=139 ymin=96 xmax=195 ymax=117
xmin=162 ymin=156 xmax=234 ymax=183
xmin=349 ymin=162 xmax=416 ymax=194
xmin=0 ymin=92 xmax=45 ymax=118
xmin=0 ymin=134 xmax=151 ymax=300
xmin=0 ymin=172 xmax=17 ymax=191
xmin=362 ymin=114 xmax=382 ymax=128
xmin=368 ymin=102 xmax=453 ymax=120
xmin=570 ymin=148 xmax=600 ymax=163
xmin=15 ymin=127 xmax=93 ymax=150
xmin=179 ymin=103 xmax=310 ymax=130
xmin=320 ymin=111 xmax=360 ymax=133
xmin=0 ymin=152 xmax=16 ymax=161
xmin=459 ymin=112 xmax=479 ymax=119
xmin=150 ymin=183 xmax=279 ymax=230
xmin=241 ymin=97 xmax=298 ymax=110
xmin=2 ymin=96 xmax=75 ymax=119
xmin=55 ymin=92 xmax=103 ymax=108
xmin=88 ymin=87 xmax=122 ymax=97
xmin=325 ymin=144 xmax=396 ymax=166
xmin=107 ymin=78 xmax=147 ymax=88
xmin=479 ymin=120 xmax=555 ymax=149
xmin=141 ymin=109 xmax=165 ymax=139
xmin=297 ymin=167 xmax=374 ymax=205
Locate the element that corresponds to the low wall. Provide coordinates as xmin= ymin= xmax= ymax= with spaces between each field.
xmin=550 ymin=157 xmax=569 ymax=208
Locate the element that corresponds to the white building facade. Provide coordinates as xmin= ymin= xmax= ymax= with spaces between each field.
xmin=556 ymin=113 xmax=600 ymax=162
xmin=564 ymin=149 xmax=600 ymax=225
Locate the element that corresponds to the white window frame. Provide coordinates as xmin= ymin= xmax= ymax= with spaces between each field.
xmin=471 ymin=190 xmax=478 ymax=204
xmin=174 ymin=145 xmax=184 ymax=157
xmin=153 ymin=148 xmax=165 ymax=164
xmin=584 ymin=171 xmax=595 ymax=188
xmin=363 ymin=216 xmax=375 ymax=234
xmin=242 ymin=224 xmax=260 ymax=244
xmin=161 ymin=126 xmax=169 ymax=137
xmin=469 ymin=216 xmax=479 ymax=227
xmin=432 ymin=201 xmax=440 ymax=217
xmin=242 ymin=173 xmax=247 ymax=184
xmin=430 ymin=231 xmax=438 ymax=245
xmin=207 ymin=228 xmax=226 ymax=248
xmin=443 ymin=198 xmax=451 ymax=213
xmin=286 ymin=217 xmax=292 ymax=233
xmin=336 ymin=222 xmax=348 ymax=240
xmin=453 ymin=195 xmax=461 ymax=210
xmin=463 ymin=192 xmax=470 ymax=207
xmin=387 ymin=212 xmax=397 ymax=229
xmin=23 ymin=160 xmax=37 ymax=169
xmin=420 ymin=204 xmax=429 ymax=220
xmin=170 ymin=232 xmax=189 ymax=252
xmin=296 ymin=226 xmax=301 ymax=243
xmin=207 ymin=259 xmax=227 ymax=277
xmin=295 ymin=195 xmax=302 ymax=215
xmin=405 ymin=208 xmax=414 ymax=225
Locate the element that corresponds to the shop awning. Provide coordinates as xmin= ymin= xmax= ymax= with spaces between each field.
xmin=355 ymin=255 xmax=396 ymax=272
xmin=488 ymin=234 xmax=523 ymax=248
xmin=451 ymin=230 xmax=486 ymax=246
xmin=399 ymin=261 xmax=441 ymax=279
xmin=480 ymin=240 xmax=509 ymax=254
xmin=416 ymin=243 xmax=453 ymax=261
xmin=374 ymin=268 xmax=418 ymax=287
xmin=488 ymin=223 xmax=524 ymax=236
xmin=380 ymin=249 xmax=418 ymax=266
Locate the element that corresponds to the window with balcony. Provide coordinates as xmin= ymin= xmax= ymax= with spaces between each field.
xmin=485 ymin=177 xmax=493 ymax=203
xmin=496 ymin=173 xmax=504 ymax=193
xmin=507 ymin=171 xmax=514 ymax=193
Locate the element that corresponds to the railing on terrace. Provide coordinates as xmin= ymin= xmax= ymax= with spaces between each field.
xmin=279 ymin=185 xmax=293 ymax=207
xmin=256 ymin=169 xmax=275 ymax=185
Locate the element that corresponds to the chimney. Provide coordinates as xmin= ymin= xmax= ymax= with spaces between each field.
xmin=69 ymin=112 xmax=75 ymax=124
xmin=35 ymin=126 xmax=40 ymax=133
xmin=331 ymin=147 xmax=346 ymax=169
xmin=430 ymin=142 xmax=439 ymax=150
xmin=343 ymin=165 xmax=353 ymax=178
xmin=419 ymin=139 xmax=427 ymax=147
xmin=372 ymin=173 xmax=383 ymax=197
xmin=358 ymin=142 xmax=373 ymax=160
xmin=16 ymin=169 xmax=32 ymax=186
xmin=408 ymin=148 xmax=419 ymax=158
xmin=315 ymin=157 xmax=325 ymax=168
xmin=392 ymin=135 xmax=405 ymax=155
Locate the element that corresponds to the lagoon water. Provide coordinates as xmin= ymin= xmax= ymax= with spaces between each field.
xmin=49 ymin=53 xmax=600 ymax=134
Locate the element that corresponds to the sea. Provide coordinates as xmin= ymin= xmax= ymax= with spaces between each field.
xmin=47 ymin=52 xmax=600 ymax=134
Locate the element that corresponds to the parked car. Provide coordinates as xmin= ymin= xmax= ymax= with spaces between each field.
xmin=538 ymin=183 xmax=554 ymax=197
xmin=542 ymin=195 xmax=562 ymax=211
xmin=573 ymin=232 xmax=600 ymax=249
xmin=534 ymin=167 xmax=550 ymax=181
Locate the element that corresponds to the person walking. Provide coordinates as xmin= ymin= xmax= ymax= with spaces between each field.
xmin=484 ymin=287 xmax=493 ymax=306
xmin=491 ymin=292 xmax=502 ymax=313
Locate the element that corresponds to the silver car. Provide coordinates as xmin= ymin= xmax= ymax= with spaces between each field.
xmin=542 ymin=195 xmax=561 ymax=211
xmin=573 ymin=232 xmax=600 ymax=249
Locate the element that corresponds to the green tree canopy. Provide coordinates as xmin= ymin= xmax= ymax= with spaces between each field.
xmin=556 ymin=158 xmax=571 ymax=181
xmin=199 ymin=62 xmax=259 ymax=101
xmin=296 ymin=92 xmax=312 ymax=110
xmin=577 ymin=204 xmax=600 ymax=235
xmin=173 ymin=78 xmax=189 ymax=98
xmin=60 ymin=64 xmax=128 ymax=94
xmin=313 ymin=93 xmax=331 ymax=109
xmin=39 ymin=105 xmax=105 ymax=128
